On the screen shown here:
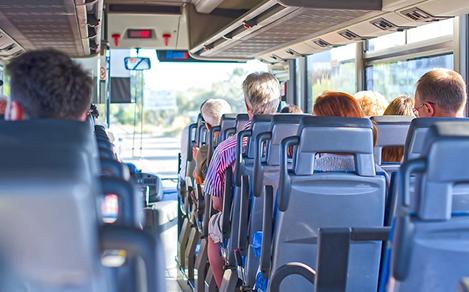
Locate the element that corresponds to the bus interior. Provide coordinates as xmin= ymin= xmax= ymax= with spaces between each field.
xmin=0 ymin=0 xmax=469 ymax=291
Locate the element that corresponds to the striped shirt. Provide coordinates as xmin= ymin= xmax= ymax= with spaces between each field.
xmin=204 ymin=121 xmax=251 ymax=197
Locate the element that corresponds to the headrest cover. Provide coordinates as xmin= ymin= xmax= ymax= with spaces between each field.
xmin=416 ymin=121 xmax=469 ymax=220
xmin=295 ymin=117 xmax=375 ymax=176
xmin=404 ymin=117 xmax=468 ymax=160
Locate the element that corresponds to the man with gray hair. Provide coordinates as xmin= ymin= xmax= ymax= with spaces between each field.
xmin=413 ymin=68 xmax=467 ymax=117
xmin=204 ymin=72 xmax=280 ymax=288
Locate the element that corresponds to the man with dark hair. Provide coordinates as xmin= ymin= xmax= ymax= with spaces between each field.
xmin=5 ymin=49 xmax=92 ymax=121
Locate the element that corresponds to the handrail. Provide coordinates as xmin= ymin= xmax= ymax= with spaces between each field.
xmin=100 ymin=225 xmax=163 ymax=292
xmin=278 ymin=136 xmax=299 ymax=212
xmin=234 ymin=130 xmax=252 ymax=187
xmin=253 ymin=132 xmax=272 ymax=197
xmin=269 ymin=263 xmax=316 ymax=292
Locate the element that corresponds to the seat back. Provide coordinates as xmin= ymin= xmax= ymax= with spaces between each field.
xmin=246 ymin=115 xmax=273 ymax=160
xmin=404 ymin=117 xmax=467 ymax=161
xmin=219 ymin=114 xmax=237 ymax=142
xmin=0 ymin=147 xmax=104 ymax=291
xmin=272 ymin=116 xmax=385 ymax=292
xmin=371 ymin=115 xmax=413 ymax=172
xmin=392 ymin=121 xmax=469 ymax=292
xmin=0 ymin=120 xmax=99 ymax=174
xmin=243 ymin=114 xmax=305 ymax=286
xmin=236 ymin=113 xmax=249 ymax=132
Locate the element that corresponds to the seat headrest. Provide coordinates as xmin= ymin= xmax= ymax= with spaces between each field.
xmin=0 ymin=120 xmax=99 ymax=173
xmin=273 ymin=114 xmax=306 ymax=124
xmin=414 ymin=121 xmax=469 ymax=220
xmin=220 ymin=114 xmax=237 ymax=132
xmin=267 ymin=114 xmax=307 ymax=166
xmin=248 ymin=115 xmax=273 ymax=158
xmin=295 ymin=117 xmax=375 ymax=176
xmin=236 ymin=114 xmax=249 ymax=131
xmin=221 ymin=113 xmax=237 ymax=120
xmin=371 ymin=115 xmax=414 ymax=124
xmin=404 ymin=117 xmax=468 ymax=160
xmin=371 ymin=116 xmax=413 ymax=164
xmin=252 ymin=114 xmax=273 ymax=123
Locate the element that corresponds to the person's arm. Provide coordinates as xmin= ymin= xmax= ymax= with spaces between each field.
xmin=204 ymin=138 xmax=237 ymax=212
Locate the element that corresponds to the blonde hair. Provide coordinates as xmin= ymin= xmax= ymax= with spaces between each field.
xmin=354 ymin=91 xmax=387 ymax=117
xmin=242 ymin=72 xmax=280 ymax=115
xmin=201 ymin=99 xmax=232 ymax=127
xmin=415 ymin=68 xmax=467 ymax=114
xmin=383 ymin=96 xmax=414 ymax=116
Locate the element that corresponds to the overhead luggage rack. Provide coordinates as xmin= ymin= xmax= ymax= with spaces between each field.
xmin=187 ymin=0 xmax=382 ymax=60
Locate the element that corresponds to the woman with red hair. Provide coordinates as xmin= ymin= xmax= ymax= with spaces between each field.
xmin=312 ymin=91 xmax=377 ymax=171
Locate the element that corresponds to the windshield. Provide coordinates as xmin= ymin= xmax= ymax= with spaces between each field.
xmin=99 ymin=49 xmax=267 ymax=180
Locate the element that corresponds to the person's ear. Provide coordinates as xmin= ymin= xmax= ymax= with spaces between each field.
xmin=425 ymin=102 xmax=435 ymax=117
xmin=5 ymin=100 xmax=25 ymax=121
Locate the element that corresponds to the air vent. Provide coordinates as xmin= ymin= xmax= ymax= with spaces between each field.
xmin=400 ymin=7 xmax=452 ymax=23
xmin=338 ymin=29 xmax=361 ymax=41
xmin=0 ymin=43 xmax=16 ymax=52
xmin=286 ymin=49 xmax=300 ymax=56
xmin=371 ymin=18 xmax=415 ymax=32
xmin=371 ymin=18 xmax=397 ymax=31
xmin=313 ymin=39 xmax=332 ymax=48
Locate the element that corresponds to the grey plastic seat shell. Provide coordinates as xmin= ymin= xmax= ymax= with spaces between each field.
xmin=0 ymin=120 xmax=100 ymax=174
xmin=402 ymin=118 xmax=469 ymax=211
xmin=0 ymin=148 xmax=106 ymax=292
xmin=404 ymin=117 xmax=468 ymax=161
xmin=371 ymin=115 xmax=413 ymax=172
xmin=244 ymin=114 xmax=307 ymax=287
xmin=272 ymin=117 xmax=385 ymax=292
xmin=391 ymin=121 xmax=469 ymax=292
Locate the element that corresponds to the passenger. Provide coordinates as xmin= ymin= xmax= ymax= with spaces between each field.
xmin=354 ymin=90 xmax=387 ymax=117
xmin=193 ymin=98 xmax=232 ymax=185
xmin=5 ymin=49 xmax=91 ymax=121
xmin=382 ymin=96 xmax=414 ymax=162
xmin=313 ymin=91 xmax=391 ymax=192
xmin=413 ymin=69 xmax=467 ymax=118
xmin=205 ymin=72 xmax=280 ymax=288
xmin=280 ymin=104 xmax=303 ymax=113
xmin=313 ymin=91 xmax=368 ymax=171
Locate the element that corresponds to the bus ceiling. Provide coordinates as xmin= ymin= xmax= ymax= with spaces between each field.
xmin=0 ymin=0 xmax=469 ymax=63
